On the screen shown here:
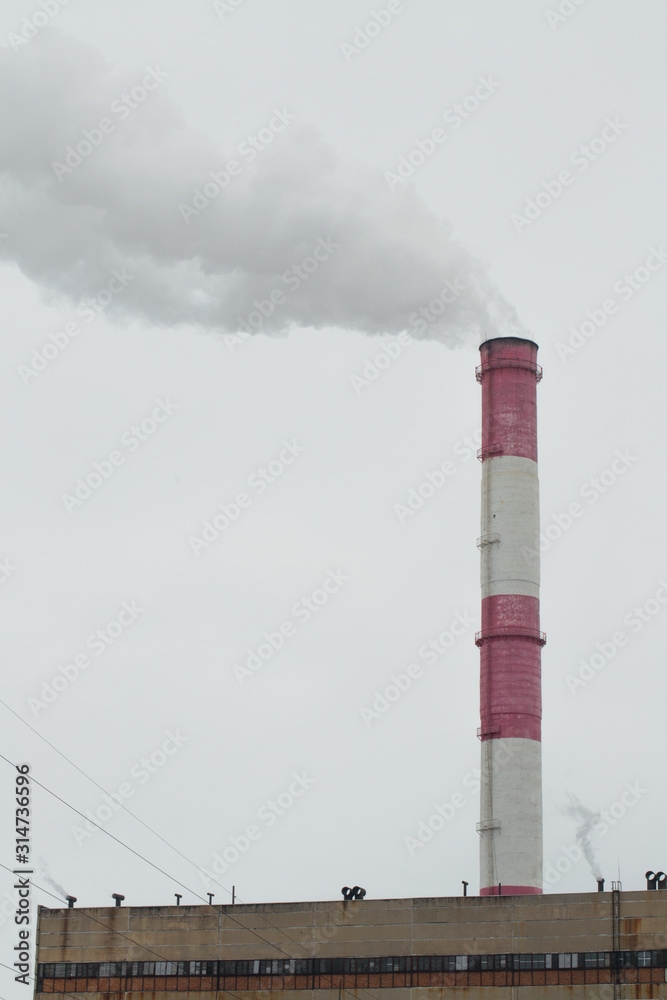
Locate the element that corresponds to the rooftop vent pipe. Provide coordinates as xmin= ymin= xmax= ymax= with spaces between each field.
xmin=112 ymin=894 xmax=125 ymax=907
xmin=646 ymin=871 xmax=667 ymax=890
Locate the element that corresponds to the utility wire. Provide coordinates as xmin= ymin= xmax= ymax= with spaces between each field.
xmin=0 ymin=864 xmax=378 ymax=1000
xmin=0 ymin=711 xmax=363 ymax=965
xmin=0 ymin=863 xmax=246 ymax=1000
xmin=0 ymin=750 xmax=220 ymax=904
xmin=0 ymin=698 xmax=236 ymax=902
xmin=0 ymin=756 xmax=383 ymax=1000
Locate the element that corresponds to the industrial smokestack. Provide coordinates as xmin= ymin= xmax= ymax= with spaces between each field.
xmin=597 ymin=879 xmax=605 ymax=892
xmin=476 ymin=337 xmax=545 ymax=896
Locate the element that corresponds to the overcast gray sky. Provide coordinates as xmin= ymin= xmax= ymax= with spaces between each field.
xmin=1 ymin=0 xmax=667 ymax=993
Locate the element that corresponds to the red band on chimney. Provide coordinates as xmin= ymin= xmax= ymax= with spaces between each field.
xmin=479 ymin=885 xmax=543 ymax=896
xmin=479 ymin=338 xmax=540 ymax=463
xmin=479 ymin=593 xmax=542 ymax=742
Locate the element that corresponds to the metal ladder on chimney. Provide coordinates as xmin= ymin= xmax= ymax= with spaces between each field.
xmin=612 ymin=882 xmax=622 ymax=999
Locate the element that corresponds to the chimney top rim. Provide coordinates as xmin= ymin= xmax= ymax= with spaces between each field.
xmin=479 ymin=337 xmax=539 ymax=352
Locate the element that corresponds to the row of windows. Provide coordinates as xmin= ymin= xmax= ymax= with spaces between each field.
xmin=38 ymin=951 xmax=667 ymax=980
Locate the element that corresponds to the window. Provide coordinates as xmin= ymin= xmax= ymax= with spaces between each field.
xmin=154 ymin=962 xmax=179 ymax=976
xmin=54 ymin=950 xmax=666 ymax=987
xmin=584 ymin=953 xmax=609 ymax=969
xmin=189 ymin=961 xmax=212 ymax=975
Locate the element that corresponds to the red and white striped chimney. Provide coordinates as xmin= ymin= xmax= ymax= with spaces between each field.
xmin=475 ymin=337 xmax=545 ymax=896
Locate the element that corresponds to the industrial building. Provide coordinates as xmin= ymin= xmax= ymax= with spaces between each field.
xmin=34 ymin=339 xmax=667 ymax=997
xmin=34 ymin=890 xmax=667 ymax=998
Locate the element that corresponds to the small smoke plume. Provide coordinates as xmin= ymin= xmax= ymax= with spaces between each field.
xmin=0 ymin=33 xmax=528 ymax=345
xmin=38 ymin=859 xmax=68 ymax=900
xmin=564 ymin=794 xmax=603 ymax=881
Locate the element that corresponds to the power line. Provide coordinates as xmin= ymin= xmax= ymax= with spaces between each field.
xmin=0 ymin=698 xmax=236 ymax=902
xmin=0 ymin=756 xmax=382 ymax=1000
xmin=0 ymin=712 xmax=363 ymax=964
xmin=0 ymin=864 xmax=378 ymax=1000
xmin=0 ymin=864 xmax=247 ymax=1000
xmin=0 ymin=749 xmax=208 ymax=900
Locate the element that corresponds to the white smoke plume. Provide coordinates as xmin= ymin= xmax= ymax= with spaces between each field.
xmin=38 ymin=859 xmax=68 ymax=900
xmin=564 ymin=794 xmax=603 ymax=881
xmin=0 ymin=33 xmax=527 ymax=344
